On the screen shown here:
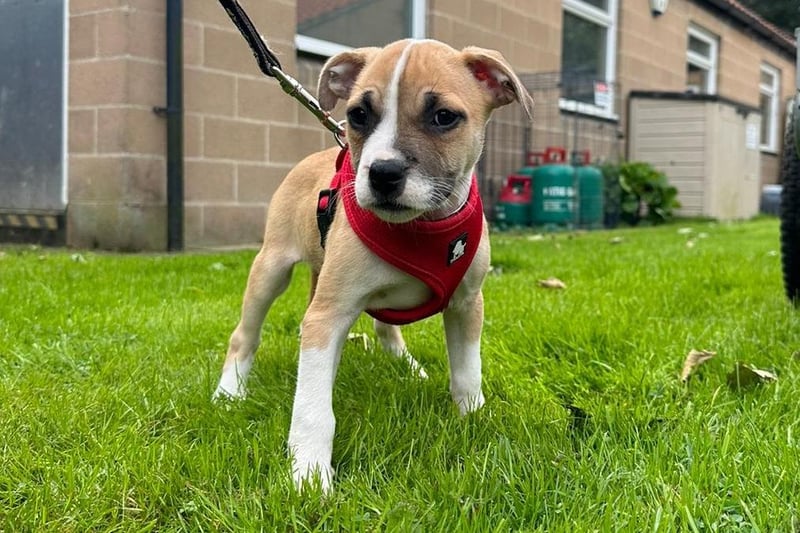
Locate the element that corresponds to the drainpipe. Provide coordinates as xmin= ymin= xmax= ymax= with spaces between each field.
xmin=157 ymin=0 xmax=184 ymax=251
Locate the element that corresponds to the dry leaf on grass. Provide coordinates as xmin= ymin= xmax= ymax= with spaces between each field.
xmin=537 ymin=278 xmax=567 ymax=290
xmin=727 ymin=362 xmax=777 ymax=389
xmin=680 ymin=349 xmax=716 ymax=382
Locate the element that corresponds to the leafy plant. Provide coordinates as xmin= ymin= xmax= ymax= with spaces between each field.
xmin=615 ymin=161 xmax=680 ymax=225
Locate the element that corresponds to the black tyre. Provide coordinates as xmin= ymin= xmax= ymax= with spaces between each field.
xmin=780 ymin=102 xmax=800 ymax=305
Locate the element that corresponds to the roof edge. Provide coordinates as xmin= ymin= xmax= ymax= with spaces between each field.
xmin=700 ymin=0 xmax=796 ymax=56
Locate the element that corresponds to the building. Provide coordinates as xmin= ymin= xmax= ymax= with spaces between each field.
xmin=0 ymin=0 xmax=795 ymax=249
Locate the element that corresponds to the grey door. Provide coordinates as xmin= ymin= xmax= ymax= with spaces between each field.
xmin=0 ymin=0 xmax=66 ymax=216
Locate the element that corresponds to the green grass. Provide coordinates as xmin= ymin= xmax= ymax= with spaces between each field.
xmin=1 ymin=218 xmax=799 ymax=532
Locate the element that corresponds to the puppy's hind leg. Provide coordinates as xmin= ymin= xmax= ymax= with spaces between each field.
xmin=373 ymin=320 xmax=428 ymax=379
xmin=214 ymin=248 xmax=299 ymax=400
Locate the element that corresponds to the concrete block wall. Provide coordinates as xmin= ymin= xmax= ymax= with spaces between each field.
xmin=67 ymin=0 xmax=167 ymax=250
xmin=67 ymin=0 xmax=333 ymax=249
xmin=181 ymin=0 xmax=330 ymax=247
xmin=618 ymin=1 xmax=795 ymax=109
xmin=64 ymin=0 xmax=796 ymax=249
xmin=428 ymin=0 xmax=562 ymax=72
xmin=618 ymin=0 xmax=796 ymax=184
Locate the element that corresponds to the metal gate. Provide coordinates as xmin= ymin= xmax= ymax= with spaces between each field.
xmin=0 ymin=0 xmax=66 ymax=239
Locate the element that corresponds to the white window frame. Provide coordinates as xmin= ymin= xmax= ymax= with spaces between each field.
xmin=559 ymin=0 xmax=619 ymax=119
xmin=759 ymin=63 xmax=780 ymax=152
xmin=296 ymin=0 xmax=427 ymax=56
xmin=686 ymin=24 xmax=718 ymax=94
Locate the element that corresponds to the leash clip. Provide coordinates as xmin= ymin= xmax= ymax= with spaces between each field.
xmin=271 ymin=67 xmax=348 ymax=148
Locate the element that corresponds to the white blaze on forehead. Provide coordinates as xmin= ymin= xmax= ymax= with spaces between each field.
xmin=360 ymin=41 xmax=418 ymax=166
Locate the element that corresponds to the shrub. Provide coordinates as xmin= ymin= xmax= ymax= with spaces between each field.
xmin=602 ymin=161 xmax=680 ymax=226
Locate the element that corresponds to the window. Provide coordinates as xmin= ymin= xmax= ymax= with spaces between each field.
xmin=759 ymin=63 xmax=780 ymax=152
xmin=560 ymin=0 xmax=618 ymax=117
xmin=296 ymin=0 xmax=426 ymax=57
xmin=686 ymin=25 xmax=718 ymax=94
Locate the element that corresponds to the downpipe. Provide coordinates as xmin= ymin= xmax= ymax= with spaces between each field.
xmin=154 ymin=0 xmax=184 ymax=251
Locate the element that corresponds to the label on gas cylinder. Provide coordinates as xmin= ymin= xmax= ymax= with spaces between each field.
xmin=541 ymin=186 xmax=576 ymax=198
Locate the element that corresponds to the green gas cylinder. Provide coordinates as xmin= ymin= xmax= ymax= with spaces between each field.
xmin=574 ymin=150 xmax=604 ymax=229
xmin=530 ymin=147 xmax=576 ymax=227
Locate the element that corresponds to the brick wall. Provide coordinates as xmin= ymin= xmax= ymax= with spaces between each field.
xmin=66 ymin=0 xmax=795 ymax=249
xmin=618 ymin=0 xmax=795 ymax=184
xmin=68 ymin=0 xmax=167 ymax=250
xmin=428 ymin=0 xmax=561 ymax=72
xmin=67 ymin=0 xmax=336 ymax=249
xmin=182 ymin=0 xmax=326 ymax=247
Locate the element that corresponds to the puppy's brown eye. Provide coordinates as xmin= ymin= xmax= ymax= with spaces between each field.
xmin=432 ymin=109 xmax=461 ymax=129
xmin=347 ymin=106 xmax=369 ymax=130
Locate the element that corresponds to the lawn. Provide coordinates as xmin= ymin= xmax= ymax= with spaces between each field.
xmin=1 ymin=218 xmax=798 ymax=531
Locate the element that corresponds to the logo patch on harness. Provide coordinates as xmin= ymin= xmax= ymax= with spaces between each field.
xmin=448 ymin=233 xmax=468 ymax=265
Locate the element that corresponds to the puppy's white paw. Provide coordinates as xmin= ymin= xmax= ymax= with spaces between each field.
xmin=455 ymin=391 xmax=485 ymax=416
xmin=213 ymin=365 xmax=248 ymax=401
xmin=292 ymin=458 xmax=334 ymax=494
xmin=211 ymin=384 xmax=246 ymax=403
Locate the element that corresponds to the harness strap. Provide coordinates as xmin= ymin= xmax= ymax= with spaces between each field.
xmin=316 ymin=188 xmax=338 ymax=248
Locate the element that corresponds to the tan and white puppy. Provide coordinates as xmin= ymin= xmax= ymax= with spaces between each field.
xmin=214 ymin=39 xmax=533 ymax=492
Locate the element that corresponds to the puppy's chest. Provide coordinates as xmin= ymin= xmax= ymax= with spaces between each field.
xmin=365 ymin=273 xmax=432 ymax=311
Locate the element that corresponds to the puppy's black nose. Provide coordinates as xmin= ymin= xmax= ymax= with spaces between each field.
xmin=368 ymin=159 xmax=407 ymax=198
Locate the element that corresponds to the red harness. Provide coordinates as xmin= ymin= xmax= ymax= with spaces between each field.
xmin=317 ymin=150 xmax=484 ymax=325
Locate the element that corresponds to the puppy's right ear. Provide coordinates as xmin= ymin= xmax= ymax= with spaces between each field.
xmin=317 ymin=47 xmax=380 ymax=111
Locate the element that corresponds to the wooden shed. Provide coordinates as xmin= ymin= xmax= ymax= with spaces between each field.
xmin=628 ymin=92 xmax=762 ymax=220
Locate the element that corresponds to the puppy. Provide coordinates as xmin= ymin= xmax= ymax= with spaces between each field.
xmin=214 ymin=39 xmax=533 ymax=491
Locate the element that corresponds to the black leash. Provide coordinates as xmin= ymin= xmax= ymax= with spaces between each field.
xmin=217 ymin=0 xmax=347 ymax=147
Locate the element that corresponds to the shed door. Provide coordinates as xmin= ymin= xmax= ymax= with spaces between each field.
xmin=0 ymin=0 xmax=66 ymax=215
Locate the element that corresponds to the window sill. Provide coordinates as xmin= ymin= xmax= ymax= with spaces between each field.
xmin=295 ymin=35 xmax=351 ymax=58
xmin=558 ymin=98 xmax=619 ymax=122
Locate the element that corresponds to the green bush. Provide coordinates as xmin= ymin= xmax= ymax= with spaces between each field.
xmin=602 ymin=161 xmax=680 ymax=226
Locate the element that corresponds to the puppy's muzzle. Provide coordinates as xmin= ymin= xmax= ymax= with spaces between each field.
xmin=369 ymin=158 xmax=408 ymax=202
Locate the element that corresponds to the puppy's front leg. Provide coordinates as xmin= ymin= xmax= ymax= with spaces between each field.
xmin=443 ymin=290 xmax=485 ymax=415
xmin=289 ymin=300 xmax=357 ymax=492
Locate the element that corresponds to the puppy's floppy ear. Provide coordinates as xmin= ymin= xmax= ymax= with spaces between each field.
xmin=461 ymin=46 xmax=533 ymax=120
xmin=317 ymin=47 xmax=380 ymax=111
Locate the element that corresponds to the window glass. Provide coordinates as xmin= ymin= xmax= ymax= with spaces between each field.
xmin=298 ymin=0 xmax=412 ymax=49
xmin=686 ymin=63 xmax=708 ymax=93
xmin=685 ymin=26 xmax=717 ymax=94
xmin=581 ymin=0 xmax=608 ymax=10
xmin=688 ymin=35 xmax=711 ymax=58
xmin=759 ymin=65 xmax=779 ymax=151
xmin=561 ymin=11 xmax=607 ymax=103
xmin=759 ymin=93 xmax=771 ymax=144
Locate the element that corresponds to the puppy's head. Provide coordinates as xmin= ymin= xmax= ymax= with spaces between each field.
xmin=318 ymin=39 xmax=533 ymax=223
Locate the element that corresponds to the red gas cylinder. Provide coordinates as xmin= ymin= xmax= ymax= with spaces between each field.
xmin=495 ymin=174 xmax=532 ymax=227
